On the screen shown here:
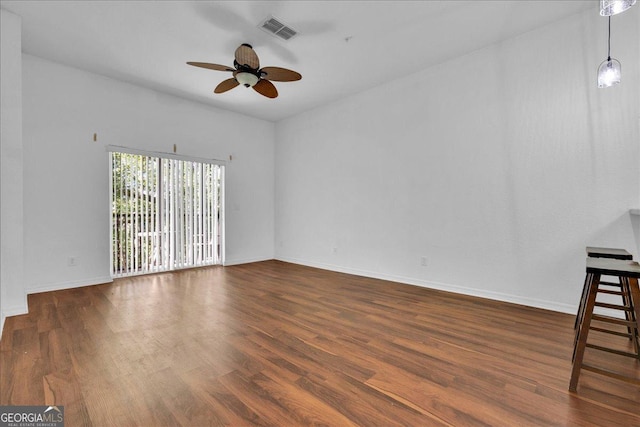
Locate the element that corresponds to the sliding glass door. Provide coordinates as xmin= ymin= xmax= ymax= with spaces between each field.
xmin=109 ymin=150 xmax=224 ymax=277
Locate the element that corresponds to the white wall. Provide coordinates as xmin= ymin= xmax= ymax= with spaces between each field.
xmin=21 ymin=55 xmax=275 ymax=294
xmin=275 ymin=9 xmax=640 ymax=313
xmin=4 ymin=7 xmax=639 ymax=336
xmin=1 ymin=9 xmax=27 ymax=336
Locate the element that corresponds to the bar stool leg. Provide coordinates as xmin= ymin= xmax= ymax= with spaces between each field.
xmin=620 ymin=276 xmax=635 ymax=340
xmin=626 ymin=276 xmax=640 ymax=360
xmin=574 ymin=272 xmax=593 ymax=358
xmin=574 ymin=273 xmax=590 ymax=331
xmin=570 ymin=272 xmax=600 ymax=391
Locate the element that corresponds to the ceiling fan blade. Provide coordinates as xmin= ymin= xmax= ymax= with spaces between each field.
xmin=214 ymin=78 xmax=240 ymax=94
xmin=235 ymin=44 xmax=260 ymax=70
xmin=259 ymin=67 xmax=302 ymax=82
xmin=187 ymin=62 xmax=235 ymax=72
xmin=253 ymin=79 xmax=278 ymax=98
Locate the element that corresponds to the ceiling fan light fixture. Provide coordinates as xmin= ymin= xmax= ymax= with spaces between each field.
xmin=600 ymin=0 xmax=636 ymax=16
xmin=236 ymin=72 xmax=259 ymax=87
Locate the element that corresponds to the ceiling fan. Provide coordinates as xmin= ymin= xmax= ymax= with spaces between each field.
xmin=187 ymin=43 xmax=301 ymax=99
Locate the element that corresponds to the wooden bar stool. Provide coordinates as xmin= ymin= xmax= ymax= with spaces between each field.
xmin=570 ymin=257 xmax=640 ymax=391
xmin=574 ymin=247 xmax=634 ymax=333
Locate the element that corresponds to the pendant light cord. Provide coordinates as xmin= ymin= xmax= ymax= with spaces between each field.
xmin=607 ymin=16 xmax=611 ymax=61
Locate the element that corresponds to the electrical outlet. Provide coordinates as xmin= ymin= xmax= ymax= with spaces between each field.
xmin=420 ymin=256 xmax=428 ymax=267
xmin=68 ymin=256 xmax=78 ymax=267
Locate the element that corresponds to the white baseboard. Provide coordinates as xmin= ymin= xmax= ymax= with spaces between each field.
xmin=27 ymin=275 xmax=113 ymax=295
xmin=276 ymin=256 xmax=577 ymax=315
xmin=224 ymin=256 xmax=273 ymax=267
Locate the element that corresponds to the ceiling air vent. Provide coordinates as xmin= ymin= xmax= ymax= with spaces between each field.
xmin=259 ymin=16 xmax=298 ymax=41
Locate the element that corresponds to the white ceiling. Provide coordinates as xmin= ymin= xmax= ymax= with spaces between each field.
xmin=1 ymin=0 xmax=597 ymax=122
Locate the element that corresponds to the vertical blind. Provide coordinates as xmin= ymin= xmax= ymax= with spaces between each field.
xmin=110 ymin=150 xmax=223 ymax=277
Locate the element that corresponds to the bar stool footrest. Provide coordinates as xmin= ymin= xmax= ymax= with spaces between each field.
xmin=581 ymin=364 xmax=640 ymax=385
xmin=594 ymin=301 xmax=632 ymax=311
xmin=585 ymin=343 xmax=638 ymax=358
xmin=592 ymin=314 xmax=637 ymax=327
xmin=599 ymin=281 xmax=623 ymax=287
xmin=589 ymin=326 xmax=634 ymax=338
xmin=597 ymin=289 xmax=626 ymax=296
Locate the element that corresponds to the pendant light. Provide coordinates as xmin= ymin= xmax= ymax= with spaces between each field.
xmin=597 ymin=16 xmax=621 ymax=88
xmin=600 ymin=0 xmax=636 ymax=16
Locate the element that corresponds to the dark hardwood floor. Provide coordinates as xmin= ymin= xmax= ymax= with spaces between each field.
xmin=1 ymin=260 xmax=638 ymax=426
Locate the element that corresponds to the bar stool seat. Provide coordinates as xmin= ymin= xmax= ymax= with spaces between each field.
xmin=585 ymin=246 xmax=633 ymax=260
xmin=570 ymin=257 xmax=640 ymax=391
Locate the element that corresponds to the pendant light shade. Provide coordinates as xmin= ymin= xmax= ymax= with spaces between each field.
xmin=597 ymin=16 xmax=622 ymax=88
xmin=600 ymin=0 xmax=636 ymax=16
xmin=597 ymin=58 xmax=621 ymax=87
